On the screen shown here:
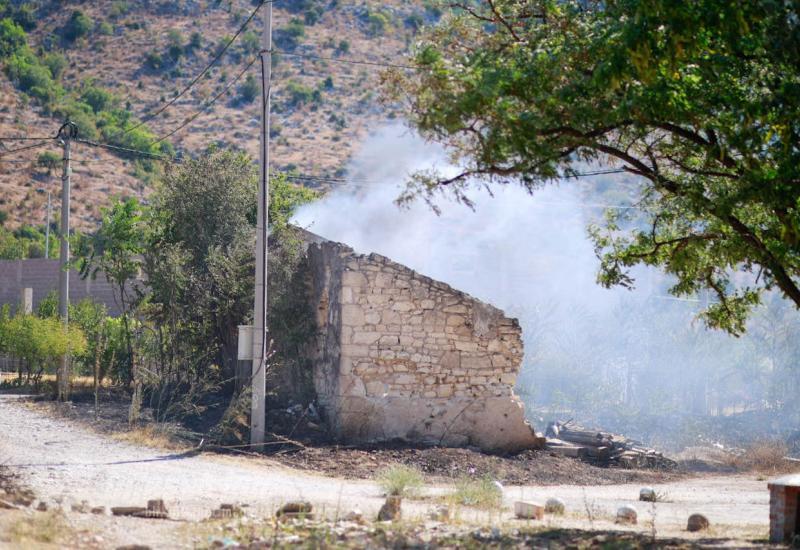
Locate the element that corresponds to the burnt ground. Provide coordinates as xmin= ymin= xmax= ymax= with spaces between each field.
xmin=273 ymin=444 xmax=688 ymax=486
xmin=19 ymin=389 xmax=690 ymax=487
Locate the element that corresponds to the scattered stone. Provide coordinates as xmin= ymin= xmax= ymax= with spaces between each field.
xmin=639 ymin=487 xmax=657 ymax=502
xmin=276 ymin=501 xmax=314 ymax=522
xmin=0 ymin=499 xmax=21 ymax=510
xmin=377 ymin=495 xmax=402 ymax=521
xmin=545 ymin=497 xmax=565 ymax=515
xmin=210 ymin=503 xmax=244 ymax=520
xmin=344 ymin=508 xmax=364 ymax=523
xmin=616 ymin=505 xmax=638 ymax=525
xmin=687 ymin=513 xmax=710 ymax=532
xmin=71 ymin=501 xmax=90 ymax=514
xmin=36 ymin=501 xmax=48 ymax=512
xmin=116 ymin=546 xmax=152 ymax=550
xmin=91 ymin=506 xmax=106 ymax=515
xmin=514 ymin=501 xmax=544 ymax=520
xmin=147 ymin=499 xmax=167 ymax=514
xmin=111 ymin=506 xmax=147 ymax=517
xmin=428 ymin=504 xmax=450 ymax=522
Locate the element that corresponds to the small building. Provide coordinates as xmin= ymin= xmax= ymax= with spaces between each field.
xmin=769 ymin=474 xmax=800 ymax=544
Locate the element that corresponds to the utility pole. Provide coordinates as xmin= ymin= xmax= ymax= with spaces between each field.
xmin=44 ymin=190 xmax=51 ymax=259
xmin=57 ymin=121 xmax=77 ymax=402
xmin=250 ymin=1 xmax=272 ymax=447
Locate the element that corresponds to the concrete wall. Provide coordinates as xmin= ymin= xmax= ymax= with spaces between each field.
xmin=0 ymin=259 xmax=122 ymax=316
xmin=306 ymin=239 xmax=543 ymax=452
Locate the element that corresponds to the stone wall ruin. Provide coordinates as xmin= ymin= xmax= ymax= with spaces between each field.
xmin=304 ymin=236 xmax=543 ymax=452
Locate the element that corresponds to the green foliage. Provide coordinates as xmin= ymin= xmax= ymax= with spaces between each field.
xmin=62 ymin=10 xmax=93 ymax=43
xmin=97 ymin=21 xmax=114 ymax=36
xmin=0 ymin=210 xmax=7 ymax=226
xmin=80 ymin=84 xmax=116 ymax=113
xmin=0 ymin=224 xmax=52 ymax=260
xmin=274 ymin=19 xmax=305 ymax=51
xmin=364 ymin=10 xmax=390 ymax=36
xmin=283 ymin=80 xmax=319 ymax=108
xmin=188 ymin=31 xmax=202 ymax=51
xmin=0 ymin=312 xmax=86 ymax=386
xmin=41 ymin=51 xmax=67 ymax=79
xmin=237 ymin=73 xmax=259 ymax=104
xmin=388 ymin=0 xmax=800 ymax=334
xmin=166 ymin=29 xmax=185 ymax=60
xmin=240 ymin=30 xmax=259 ymax=55
xmin=0 ymin=17 xmax=25 ymax=57
xmin=109 ymin=1 xmax=130 ymax=19
xmin=37 ymin=151 xmax=61 ymax=174
xmin=144 ymin=49 xmax=164 ymax=70
xmin=336 ymin=40 xmax=350 ymax=55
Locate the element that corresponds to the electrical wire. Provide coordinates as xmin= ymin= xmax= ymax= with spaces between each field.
xmin=73 ymin=138 xmax=173 ymax=161
xmin=109 ymin=0 xmax=275 ymax=141
xmin=0 ymin=141 xmax=53 ymax=157
xmin=271 ymin=49 xmax=425 ymax=71
xmin=154 ymin=54 xmax=260 ymax=144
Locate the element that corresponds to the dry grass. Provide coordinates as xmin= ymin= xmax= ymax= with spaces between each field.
xmin=7 ymin=510 xmax=72 ymax=545
xmin=735 ymin=439 xmax=795 ymax=474
xmin=448 ymin=476 xmax=503 ymax=510
xmin=377 ymin=464 xmax=424 ymax=497
xmin=111 ymin=424 xmax=186 ymax=451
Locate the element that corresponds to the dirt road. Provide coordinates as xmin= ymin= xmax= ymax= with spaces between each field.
xmin=0 ymin=394 xmax=771 ymax=547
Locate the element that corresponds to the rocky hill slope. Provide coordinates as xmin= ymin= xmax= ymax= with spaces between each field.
xmin=0 ymin=0 xmax=433 ymax=229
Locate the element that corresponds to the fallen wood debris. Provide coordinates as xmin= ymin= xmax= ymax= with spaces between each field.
xmin=545 ymin=421 xmax=676 ymax=469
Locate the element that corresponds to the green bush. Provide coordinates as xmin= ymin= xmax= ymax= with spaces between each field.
xmin=37 ymin=151 xmax=61 ymax=174
xmin=451 ymin=476 xmax=503 ymax=509
xmin=109 ymin=1 xmax=130 ymax=19
xmin=336 ymin=39 xmax=350 ymax=55
xmin=144 ymin=49 xmax=164 ymax=70
xmin=81 ymin=85 xmax=115 ymax=113
xmin=283 ymin=80 xmax=316 ymax=108
xmin=63 ymin=10 xmax=93 ymax=43
xmin=240 ymin=30 xmax=259 ymax=54
xmin=188 ymin=31 xmax=202 ymax=51
xmin=0 ymin=17 xmax=25 ymax=57
xmin=238 ymin=73 xmax=259 ymax=103
xmin=274 ymin=19 xmax=305 ymax=50
xmin=97 ymin=21 xmax=113 ymax=36
xmin=41 ymin=51 xmax=67 ymax=79
xmin=365 ymin=11 xmax=390 ymax=36
xmin=167 ymin=29 xmax=184 ymax=60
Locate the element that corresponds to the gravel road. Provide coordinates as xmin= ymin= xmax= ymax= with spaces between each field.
xmin=0 ymin=393 xmax=772 ymax=545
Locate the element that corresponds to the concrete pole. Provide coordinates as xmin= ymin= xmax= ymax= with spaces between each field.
xmin=250 ymin=1 xmax=272 ymax=447
xmin=57 ymin=134 xmax=71 ymax=401
xmin=44 ymin=190 xmax=51 ymax=259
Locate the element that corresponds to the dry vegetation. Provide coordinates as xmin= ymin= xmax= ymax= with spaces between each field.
xmin=1 ymin=0 xmax=418 ymax=230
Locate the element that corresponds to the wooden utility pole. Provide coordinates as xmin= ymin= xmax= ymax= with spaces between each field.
xmin=57 ymin=121 xmax=76 ymax=401
xmin=250 ymin=1 xmax=272 ymax=447
xmin=44 ymin=190 xmax=51 ymax=259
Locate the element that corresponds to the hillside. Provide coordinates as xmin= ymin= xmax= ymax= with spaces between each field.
xmin=0 ymin=0 xmax=433 ymax=230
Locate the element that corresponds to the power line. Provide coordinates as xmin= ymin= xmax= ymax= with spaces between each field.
xmin=73 ymin=138 xmax=174 ymax=161
xmin=272 ymin=49 xmax=425 ymax=71
xmin=0 ymin=135 xmax=56 ymax=141
xmin=154 ymin=54 xmax=260 ymax=144
xmin=110 ymin=0 xmax=274 ymax=141
xmin=0 ymin=140 xmax=53 ymax=157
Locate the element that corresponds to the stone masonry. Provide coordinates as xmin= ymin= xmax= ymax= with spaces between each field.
xmin=305 ymin=237 xmax=544 ymax=452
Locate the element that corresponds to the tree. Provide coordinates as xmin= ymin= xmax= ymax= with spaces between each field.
xmin=385 ymin=0 xmax=800 ymax=334
xmin=62 ymin=10 xmax=92 ymax=42
xmin=77 ymin=197 xmax=145 ymax=383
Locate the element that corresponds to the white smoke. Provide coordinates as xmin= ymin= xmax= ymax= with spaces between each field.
xmin=292 ymin=122 xmax=782 ymax=443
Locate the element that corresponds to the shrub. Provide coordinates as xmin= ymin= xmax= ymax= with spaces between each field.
xmin=273 ymin=19 xmax=305 ymax=50
xmin=144 ymin=49 xmax=164 ymax=70
xmin=238 ymin=73 xmax=259 ymax=103
xmin=37 ymin=151 xmax=60 ymax=174
xmin=41 ymin=51 xmax=67 ymax=79
xmin=377 ymin=464 xmax=424 ymax=497
xmin=365 ymin=11 xmax=390 ymax=36
xmin=81 ymin=85 xmax=115 ymax=113
xmin=0 ymin=210 xmax=7 ymax=226
xmin=283 ymin=80 xmax=314 ymax=108
xmin=109 ymin=1 xmax=130 ymax=19
xmin=0 ymin=17 xmax=26 ymax=57
xmin=240 ymin=30 xmax=259 ymax=54
xmin=451 ymin=476 xmax=503 ymax=509
xmin=167 ymin=29 xmax=184 ymax=60
xmin=97 ymin=21 xmax=113 ymax=36
xmin=63 ymin=10 xmax=93 ymax=43
xmin=188 ymin=31 xmax=202 ymax=51
xmin=336 ymin=39 xmax=350 ymax=55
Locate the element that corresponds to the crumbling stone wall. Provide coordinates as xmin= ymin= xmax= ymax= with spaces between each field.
xmin=306 ymin=239 xmax=543 ymax=452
